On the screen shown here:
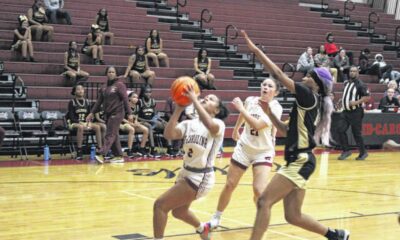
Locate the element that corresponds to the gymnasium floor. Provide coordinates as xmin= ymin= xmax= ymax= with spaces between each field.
xmin=0 ymin=147 xmax=399 ymax=240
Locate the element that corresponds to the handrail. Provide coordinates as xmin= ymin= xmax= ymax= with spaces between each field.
xmin=368 ymin=11 xmax=380 ymax=36
xmin=281 ymin=63 xmax=296 ymax=78
xmin=176 ymin=0 xmax=187 ymax=25
xmin=344 ymin=0 xmax=355 ymax=20
xmin=200 ymin=9 xmax=212 ymax=43
xmin=81 ymin=82 xmax=103 ymax=103
xmin=224 ymin=24 xmax=238 ymax=58
xmin=153 ymin=0 xmax=158 ymax=11
xmin=394 ymin=26 xmax=400 ymax=49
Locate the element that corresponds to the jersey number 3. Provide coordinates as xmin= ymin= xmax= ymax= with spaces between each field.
xmin=187 ymin=148 xmax=193 ymax=158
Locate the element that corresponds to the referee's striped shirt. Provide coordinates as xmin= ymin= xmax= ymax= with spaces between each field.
xmin=342 ymin=79 xmax=369 ymax=111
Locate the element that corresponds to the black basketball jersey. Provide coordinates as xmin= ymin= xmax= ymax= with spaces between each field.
xmin=198 ymin=57 xmax=209 ymax=73
xmin=285 ymin=83 xmax=320 ymax=162
xmin=68 ymin=98 xmax=90 ymax=123
xmin=131 ymin=55 xmax=146 ymax=73
xmin=138 ymin=98 xmax=156 ymax=120
xmin=67 ymin=52 xmax=79 ymax=70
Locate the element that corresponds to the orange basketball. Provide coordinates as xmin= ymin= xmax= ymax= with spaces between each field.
xmin=171 ymin=76 xmax=200 ymax=106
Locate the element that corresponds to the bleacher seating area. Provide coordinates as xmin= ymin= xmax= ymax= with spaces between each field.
xmin=1 ymin=0 xmax=400 ymax=158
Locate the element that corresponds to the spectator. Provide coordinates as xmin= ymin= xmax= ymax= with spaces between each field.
xmin=324 ymin=32 xmax=353 ymax=64
xmin=123 ymin=46 xmax=155 ymax=87
xmin=120 ymin=92 xmax=149 ymax=158
xmin=194 ymin=48 xmax=216 ymax=90
xmin=11 ymin=15 xmax=35 ymax=62
xmin=163 ymin=97 xmax=184 ymax=155
xmin=67 ymin=84 xmax=104 ymax=160
xmin=337 ymin=66 xmax=370 ymax=161
xmin=383 ymin=80 xmax=400 ymax=99
xmin=27 ymin=0 xmax=54 ymax=41
xmin=369 ymin=54 xmax=392 ymax=84
xmin=86 ymin=66 xmax=133 ymax=163
xmin=81 ymin=24 xmax=104 ymax=65
xmin=145 ymin=29 xmax=170 ymax=67
xmin=137 ymin=86 xmax=175 ymax=156
xmin=44 ymin=0 xmax=72 ymax=25
xmin=358 ymin=48 xmax=371 ymax=74
xmin=378 ymin=88 xmax=400 ymax=110
xmin=95 ymin=8 xmax=114 ymax=45
xmin=333 ymin=49 xmax=350 ymax=82
xmin=63 ymin=41 xmax=89 ymax=86
xmin=296 ymin=47 xmax=314 ymax=76
xmin=314 ymin=45 xmax=338 ymax=82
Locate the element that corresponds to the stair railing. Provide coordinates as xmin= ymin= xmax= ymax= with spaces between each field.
xmin=344 ymin=0 xmax=355 ymax=22
xmin=224 ymin=24 xmax=238 ymax=59
xmin=281 ymin=62 xmax=296 ymax=79
xmin=82 ymin=82 xmax=102 ymax=103
xmin=176 ymin=0 xmax=187 ymax=25
xmin=394 ymin=26 xmax=400 ymax=51
xmin=153 ymin=0 xmax=158 ymax=12
xmin=368 ymin=11 xmax=380 ymax=40
xmin=200 ymin=9 xmax=212 ymax=43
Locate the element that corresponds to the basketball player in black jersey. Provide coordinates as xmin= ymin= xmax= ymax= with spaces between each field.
xmin=241 ymin=30 xmax=350 ymax=240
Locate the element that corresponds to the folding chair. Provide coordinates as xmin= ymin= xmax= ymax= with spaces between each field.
xmin=41 ymin=111 xmax=73 ymax=158
xmin=16 ymin=110 xmax=48 ymax=158
xmin=0 ymin=110 xmax=23 ymax=159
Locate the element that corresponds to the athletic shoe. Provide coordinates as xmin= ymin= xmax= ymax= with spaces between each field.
xmin=379 ymin=78 xmax=385 ymax=84
xmin=109 ymin=156 xmax=124 ymax=163
xmin=127 ymin=149 xmax=134 ymax=158
xmin=337 ymin=151 xmax=352 ymax=160
xmin=335 ymin=229 xmax=350 ymax=240
xmin=95 ymin=154 xmax=104 ymax=164
xmin=355 ymin=152 xmax=368 ymax=160
xmin=209 ymin=214 xmax=221 ymax=230
xmin=76 ymin=150 xmax=83 ymax=161
xmin=137 ymin=148 xmax=147 ymax=157
xmin=197 ymin=222 xmax=212 ymax=240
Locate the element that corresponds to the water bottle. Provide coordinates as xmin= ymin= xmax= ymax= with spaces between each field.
xmin=44 ymin=145 xmax=50 ymax=161
xmin=90 ymin=144 xmax=96 ymax=160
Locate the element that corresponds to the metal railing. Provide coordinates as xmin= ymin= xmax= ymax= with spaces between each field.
xmin=175 ymin=0 xmax=187 ymax=25
xmin=344 ymin=0 xmax=356 ymax=21
xmin=224 ymin=24 xmax=238 ymax=59
xmin=394 ymin=26 xmax=400 ymax=49
xmin=281 ymin=63 xmax=296 ymax=79
xmin=200 ymin=9 xmax=212 ymax=43
xmin=368 ymin=11 xmax=380 ymax=37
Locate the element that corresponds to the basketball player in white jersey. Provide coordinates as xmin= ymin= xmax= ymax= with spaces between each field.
xmin=209 ymin=78 xmax=282 ymax=229
xmin=153 ymin=84 xmax=229 ymax=240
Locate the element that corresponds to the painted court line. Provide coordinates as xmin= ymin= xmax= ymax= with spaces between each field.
xmin=121 ymin=190 xmax=310 ymax=240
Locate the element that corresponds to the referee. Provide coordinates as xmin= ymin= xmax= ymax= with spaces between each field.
xmin=337 ymin=66 xmax=370 ymax=160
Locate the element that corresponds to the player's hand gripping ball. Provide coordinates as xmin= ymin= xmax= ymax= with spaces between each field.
xmin=170 ymin=76 xmax=200 ymax=106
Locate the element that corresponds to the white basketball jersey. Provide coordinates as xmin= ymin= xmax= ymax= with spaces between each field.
xmin=177 ymin=118 xmax=225 ymax=169
xmin=239 ymin=96 xmax=283 ymax=152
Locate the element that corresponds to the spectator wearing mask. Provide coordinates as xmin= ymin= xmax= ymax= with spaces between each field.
xmin=44 ymin=0 xmax=72 ymax=24
xmin=296 ymin=47 xmax=314 ymax=75
xmin=314 ymin=45 xmax=338 ymax=82
xmin=333 ymin=49 xmax=350 ymax=82
xmin=369 ymin=54 xmax=392 ymax=84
